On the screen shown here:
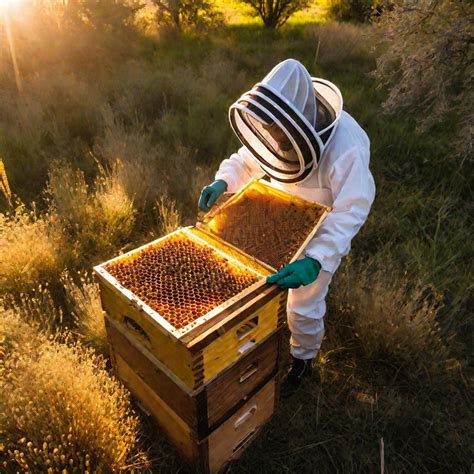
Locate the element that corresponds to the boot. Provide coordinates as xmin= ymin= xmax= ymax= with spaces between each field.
xmin=280 ymin=356 xmax=314 ymax=399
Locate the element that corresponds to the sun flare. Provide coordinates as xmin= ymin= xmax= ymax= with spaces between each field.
xmin=0 ymin=0 xmax=18 ymax=9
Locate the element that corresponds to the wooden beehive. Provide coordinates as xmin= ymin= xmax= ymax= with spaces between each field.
xmin=94 ymin=180 xmax=329 ymax=390
xmin=94 ymin=179 xmax=330 ymax=472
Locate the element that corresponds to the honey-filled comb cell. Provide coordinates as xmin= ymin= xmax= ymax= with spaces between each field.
xmin=104 ymin=234 xmax=259 ymax=330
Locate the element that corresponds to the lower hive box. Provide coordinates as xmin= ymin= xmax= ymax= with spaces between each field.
xmin=113 ymin=347 xmax=278 ymax=473
xmin=106 ymin=314 xmax=281 ymax=439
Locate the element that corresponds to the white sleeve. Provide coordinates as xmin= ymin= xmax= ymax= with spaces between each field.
xmin=215 ymin=146 xmax=265 ymax=193
xmin=304 ymin=147 xmax=376 ymax=273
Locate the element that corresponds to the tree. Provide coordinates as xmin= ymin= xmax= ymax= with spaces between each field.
xmin=374 ymin=0 xmax=473 ymax=156
xmin=329 ymin=0 xmax=394 ymax=23
xmin=242 ymin=0 xmax=310 ymax=29
xmin=52 ymin=0 xmax=143 ymax=30
xmin=152 ymin=0 xmax=221 ymax=32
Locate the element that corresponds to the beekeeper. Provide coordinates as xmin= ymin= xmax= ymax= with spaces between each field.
xmin=199 ymin=59 xmax=375 ymax=397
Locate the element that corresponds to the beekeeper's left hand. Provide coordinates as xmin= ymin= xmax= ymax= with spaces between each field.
xmin=266 ymin=257 xmax=321 ymax=289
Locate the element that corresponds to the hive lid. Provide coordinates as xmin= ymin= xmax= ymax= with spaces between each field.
xmin=197 ymin=179 xmax=331 ymax=271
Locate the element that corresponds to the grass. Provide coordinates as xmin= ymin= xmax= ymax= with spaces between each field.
xmin=61 ymin=271 xmax=108 ymax=355
xmin=0 ymin=203 xmax=66 ymax=295
xmin=0 ymin=310 xmax=149 ymax=472
xmin=0 ymin=2 xmax=472 ymax=473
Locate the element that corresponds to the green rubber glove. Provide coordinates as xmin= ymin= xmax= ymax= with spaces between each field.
xmin=198 ymin=180 xmax=228 ymax=212
xmin=266 ymin=257 xmax=321 ymax=289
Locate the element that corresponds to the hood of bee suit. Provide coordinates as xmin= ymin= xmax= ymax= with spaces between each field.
xmin=229 ymin=59 xmax=343 ymax=184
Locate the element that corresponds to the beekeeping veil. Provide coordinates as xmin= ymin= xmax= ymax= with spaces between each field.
xmin=229 ymin=59 xmax=343 ymax=184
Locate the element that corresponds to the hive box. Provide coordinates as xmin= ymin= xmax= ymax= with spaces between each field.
xmin=106 ymin=315 xmax=282 ymax=472
xmin=94 ymin=180 xmax=330 ymax=391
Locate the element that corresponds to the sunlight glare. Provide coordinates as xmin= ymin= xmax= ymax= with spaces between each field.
xmin=0 ymin=0 xmax=18 ymax=9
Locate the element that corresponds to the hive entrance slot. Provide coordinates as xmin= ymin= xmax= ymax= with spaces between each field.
xmin=124 ymin=316 xmax=150 ymax=342
xmin=236 ymin=316 xmax=259 ymax=340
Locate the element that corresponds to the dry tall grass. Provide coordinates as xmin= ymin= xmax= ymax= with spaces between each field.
xmin=328 ymin=256 xmax=450 ymax=372
xmin=310 ymin=21 xmax=374 ymax=66
xmin=47 ymin=162 xmax=136 ymax=262
xmin=96 ymin=107 xmax=167 ymax=210
xmin=0 ymin=203 xmax=66 ymax=295
xmin=61 ymin=271 xmax=107 ymax=356
xmin=154 ymin=194 xmax=181 ymax=235
xmin=0 ymin=310 xmax=149 ymax=472
xmin=1 ymin=285 xmax=63 ymax=335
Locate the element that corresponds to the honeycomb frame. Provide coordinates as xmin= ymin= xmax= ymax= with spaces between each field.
xmin=199 ymin=179 xmax=331 ymax=271
xmin=94 ymin=227 xmax=269 ymax=339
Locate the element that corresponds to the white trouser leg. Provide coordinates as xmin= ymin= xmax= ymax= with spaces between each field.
xmin=287 ymin=270 xmax=333 ymax=360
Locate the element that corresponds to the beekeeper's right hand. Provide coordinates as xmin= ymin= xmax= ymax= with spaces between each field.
xmin=198 ymin=180 xmax=228 ymax=212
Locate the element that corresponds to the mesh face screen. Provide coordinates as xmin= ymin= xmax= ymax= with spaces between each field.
xmin=104 ymin=235 xmax=259 ymax=330
xmin=241 ymin=111 xmax=300 ymax=166
xmin=206 ymin=187 xmax=326 ymax=270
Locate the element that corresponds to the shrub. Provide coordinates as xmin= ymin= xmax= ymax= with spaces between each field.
xmin=328 ymin=0 xmax=392 ymax=23
xmin=0 ymin=203 xmax=66 ymax=295
xmin=242 ymin=0 xmax=310 ymax=28
xmin=0 ymin=310 xmax=149 ymax=472
xmin=374 ymin=0 xmax=473 ymax=156
xmin=93 ymin=163 xmax=137 ymax=253
xmin=1 ymin=285 xmax=64 ymax=334
xmin=152 ymin=0 xmax=222 ymax=32
xmin=95 ymin=107 xmax=168 ymax=210
xmin=61 ymin=271 xmax=107 ymax=356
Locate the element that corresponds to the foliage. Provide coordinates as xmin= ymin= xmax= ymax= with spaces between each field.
xmin=328 ymin=0 xmax=392 ymax=22
xmin=310 ymin=21 xmax=374 ymax=66
xmin=242 ymin=0 xmax=310 ymax=28
xmin=0 ymin=310 xmax=149 ymax=472
xmin=152 ymin=0 xmax=222 ymax=32
xmin=57 ymin=0 xmax=144 ymax=30
xmin=374 ymin=0 xmax=473 ymax=156
xmin=95 ymin=107 xmax=168 ymax=210
xmin=330 ymin=257 xmax=450 ymax=371
xmin=1 ymin=285 xmax=64 ymax=335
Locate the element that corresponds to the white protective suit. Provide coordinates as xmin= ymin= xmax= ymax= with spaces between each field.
xmin=216 ymin=59 xmax=375 ymax=359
